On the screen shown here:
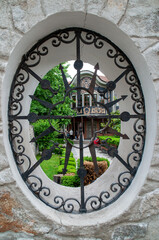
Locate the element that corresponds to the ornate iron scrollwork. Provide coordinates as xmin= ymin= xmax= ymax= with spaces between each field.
xmin=8 ymin=28 xmax=145 ymax=214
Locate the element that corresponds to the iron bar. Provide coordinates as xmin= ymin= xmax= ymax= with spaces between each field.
xmin=22 ymin=143 xmax=57 ymax=181
xmin=30 ymin=126 xmax=55 ymax=143
xmin=114 ymin=152 xmax=136 ymax=175
xmin=59 ymin=64 xmax=70 ymax=92
xmin=78 ymin=123 xmax=87 ymax=213
xmin=75 ymin=30 xmax=83 ymax=109
xmin=29 ymin=95 xmax=55 ymax=109
xmin=91 ymin=117 xmax=94 ymax=137
xmin=88 ymin=63 xmax=99 ymax=94
xmin=104 ymin=95 xmax=127 ymax=109
xmin=9 ymin=112 xmax=145 ymax=122
xmin=89 ymin=142 xmax=99 ymax=174
xmin=62 ymin=142 xmax=72 ymax=174
xmin=22 ymin=63 xmax=56 ymax=95
xmin=105 ymin=126 xmax=129 ymax=139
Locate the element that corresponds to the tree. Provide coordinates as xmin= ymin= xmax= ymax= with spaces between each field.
xmin=30 ymin=63 xmax=74 ymax=122
xmin=30 ymin=63 xmax=75 ymax=151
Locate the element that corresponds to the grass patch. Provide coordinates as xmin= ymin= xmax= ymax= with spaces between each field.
xmin=37 ymin=153 xmax=60 ymax=180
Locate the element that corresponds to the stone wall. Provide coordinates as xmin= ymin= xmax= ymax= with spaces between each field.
xmin=0 ymin=0 xmax=159 ymax=239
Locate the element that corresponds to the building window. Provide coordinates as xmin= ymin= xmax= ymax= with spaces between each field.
xmin=92 ymin=94 xmax=97 ymax=106
xmin=80 ymin=94 xmax=82 ymax=106
xmin=98 ymin=94 xmax=104 ymax=104
xmin=72 ymin=95 xmax=76 ymax=108
xmin=84 ymin=94 xmax=90 ymax=106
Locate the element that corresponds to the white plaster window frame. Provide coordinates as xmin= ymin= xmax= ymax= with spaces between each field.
xmin=2 ymin=12 xmax=156 ymax=227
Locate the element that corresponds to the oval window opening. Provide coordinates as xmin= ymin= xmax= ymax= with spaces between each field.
xmin=8 ymin=28 xmax=145 ymax=214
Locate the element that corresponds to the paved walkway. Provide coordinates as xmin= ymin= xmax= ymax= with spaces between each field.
xmin=71 ymin=143 xmax=113 ymax=165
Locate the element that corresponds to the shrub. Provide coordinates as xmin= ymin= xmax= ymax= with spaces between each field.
xmin=32 ymin=119 xmax=60 ymax=151
xmin=60 ymin=157 xmax=75 ymax=163
xmin=61 ymin=174 xmax=80 ymax=187
xmin=53 ymin=147 xmax=63 ymax=155
xmin=100 ymin=110 xmax=121 ymax=132
xmin=61 ymin=160 xmax=76 ymax=167
xmin=68 ymin=157 xmax=75 ymax=161
xmin=32 ymin=120 xmax=65 ymax=152
xmin=84 ymin=160 xmax=108 ymax=185
xmin=57 ymin=164 xmax=76 ymax=174
xmin=77 ymin=159 xmax=80 ymax=169
xmin=61 ymin=152 xmax=74 ymax=157
xmin=54 ymin=138 xmax=65 ymax=144
xmin=83 ymin=156 xmax=92 ymax=161
xmin=98 ymin=135 xmax=120 ymax=147
xmin=61 ymin=156 xmax=75 ymax=161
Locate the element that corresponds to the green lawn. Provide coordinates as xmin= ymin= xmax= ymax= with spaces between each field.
xmin=37 ymin=154 xmax=60 ymax=180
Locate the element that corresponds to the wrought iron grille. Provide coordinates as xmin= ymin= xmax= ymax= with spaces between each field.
xmin=8 ymin=28 xmax=146 ymax=214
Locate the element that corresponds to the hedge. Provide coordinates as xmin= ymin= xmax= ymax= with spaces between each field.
xmin=61 ymin=174 xmax=80 ymax=187
xmin=61 ymin=160 xmax=76 ymax=167
xmin=53 ymin=147 xmax=63 ymax=155
xmin=57 ymin=164 xmax=76 ymax=174
xmin=60 ymin=156 xmax=75 ymax=161
xmin=98 ymin=135 xmax=120 ymax=147
xmin=61 ymin=152 xmax=74 ymax=157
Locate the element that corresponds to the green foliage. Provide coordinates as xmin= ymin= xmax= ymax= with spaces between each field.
xmin=98 ymin=135 xmax=120 ymax=147
xmin=53 ymin=147 xmax=63 ymax=155
xmin=54 ymin=138 xmax=65 ymax=144
xmin=67 ymin=157 xmax=75 ymax=161
xmin=32 ymin=119 xmax=60 ymax=151
xmin=61 ymin=152 xmax=74 ymax=157
xmin=57 ymin=165 xmax=76 ymax=174
xmin=61 ymin=174 xmax=80 ymax=187
xmin=37 ymin=153 xmax=60 ymax=180
xmin=60 ymin=157 xmax=75 ymax=162
xmin=61 ymin=160 xmax=76 ymax=167
xmin=30 ymin=63 xmax=75 ymax=128
xmin=67 ymin=139 xmax=74 ymax=145
xmin=101 ymin=110 xmax=121 ymax=132
xmin=30 ymin=63 xmax=76 ymax=151
xmin=110 ymin=110 xmax=121 ymax=132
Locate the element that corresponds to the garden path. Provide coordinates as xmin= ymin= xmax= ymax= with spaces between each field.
xmin=71 ymin=143 xmax=113 ymax=165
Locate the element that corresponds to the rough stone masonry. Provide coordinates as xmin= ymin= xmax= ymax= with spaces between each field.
xmin=0 ymin=0 xmax=159 ymax=239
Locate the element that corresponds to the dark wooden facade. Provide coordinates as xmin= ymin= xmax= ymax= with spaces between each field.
xmin=68 ymin=71 xmax=113 ymax=139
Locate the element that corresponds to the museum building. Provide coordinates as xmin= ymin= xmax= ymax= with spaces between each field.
xmin=69 ymin=70 xmax=118 ymax=139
